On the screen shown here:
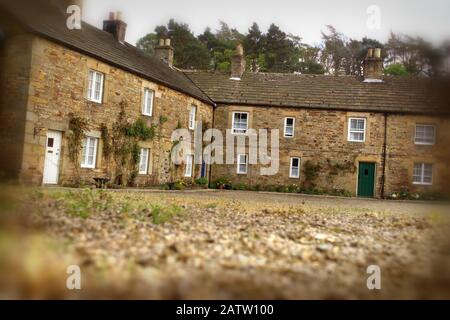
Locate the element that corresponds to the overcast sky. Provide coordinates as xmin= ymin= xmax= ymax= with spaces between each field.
xmin=83 ymin=0 xmax=450 ymax=46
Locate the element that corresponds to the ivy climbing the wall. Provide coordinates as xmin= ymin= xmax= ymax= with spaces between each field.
xmin=68 ymin=115 xmax=88 ymax=183
xmin=102 ymin=101 xmax=157 ymax=186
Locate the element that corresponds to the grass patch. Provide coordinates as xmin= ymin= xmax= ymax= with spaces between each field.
xmin=150 ymin=204 xmax=183 ymax=224
xmin=55 ymin=189 xmax=113 ymax=219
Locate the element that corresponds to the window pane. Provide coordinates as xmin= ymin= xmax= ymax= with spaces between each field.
xmin=94 ymin=73 xmax=102 ymax=100
xmin=139 ymin=149 xmax=148 ymax=173
xmin=147 ymin=91 xmax=153 ymax=114
xmin=87 ymin=71 xmax=94 ymax=99
xmin=416 ymin=125 xmax=435 ymax=144
xmin=350 ymin=132 xmax=364 ymax=141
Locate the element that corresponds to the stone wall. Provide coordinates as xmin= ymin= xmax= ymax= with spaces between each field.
xmin=211 ymin=104 xmax=450 ymax=197
xmin=0 ymin=33 xmax=33 ymax=180
xmin=385 ymin=114 xmax=450 ymax=196
xmin=20 ymin=36 xmax=213 ymax=185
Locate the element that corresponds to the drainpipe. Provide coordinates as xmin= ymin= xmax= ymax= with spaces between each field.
xmin=381 ymin=112 xmax=388 ymax=198
xmin=207 ymin=106 xmax=216 ymax=188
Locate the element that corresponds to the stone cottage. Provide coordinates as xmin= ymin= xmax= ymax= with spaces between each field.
xmin=1 ymin=0 xmax=449 ymax=197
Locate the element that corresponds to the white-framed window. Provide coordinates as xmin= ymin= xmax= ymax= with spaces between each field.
xmin=139 ymin=148 xmax=150 ymax=174
xmin=185 ymin=154 xmax=194 ymax=177
xmin=284 ymin=117 xmax=295 ymax=137
xmin=415 ymin=124 xmax=435 ymax=145
xmin=232 ymin=112 xmax=249 ymax=134
xmin=289 ymin=157 xmax=300 ymax=178
xmin=413 ymin=163 xmax=433 ymax=185
xmin=348 ymin=118 xmax=366 ymax=142
xmin=87 ymin=70 xmax=104 ymax=103
xmin=189 ymin=105 xmax=197 ymax=130
xmin=142 ymin=88 xmax=154 ymax=116
xmin=237 ymin=154 xmax=248 ymax=174
xmin=81 ymin=137 xmax=98 ymax=169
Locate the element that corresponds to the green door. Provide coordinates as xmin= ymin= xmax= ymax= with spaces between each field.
xmin=358 ymin=162 xmax=375 ymax=198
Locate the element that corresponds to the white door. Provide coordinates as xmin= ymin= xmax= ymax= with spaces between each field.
xmin=43 ymin=130 xmax=62 ymax=184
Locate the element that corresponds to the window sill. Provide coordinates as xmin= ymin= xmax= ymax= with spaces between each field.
xmin=347 ymin=140 xmax=365 ymax=143
xmin=414 ymin=142 xmax=435 ymax=146
xmin=412 ymin=182 xmax=432 ymax=186
xmin=86 ymin=99 xmax=103 ymax=105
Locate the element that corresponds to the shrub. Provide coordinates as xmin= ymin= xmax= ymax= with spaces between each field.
xmin=328 ymin=188 xmax=352 ymax=197
xmin=150 ymin=204 xmax=183 ymax=224
xmin=195 ymin=177 xmax=208 ymax=186
xmin=210 ymin=177 xmax=232 ymax=190
xmin=173 ymin=180 xmax=186 ymax=190
xmin=388 ymin=189 xmax=448 ymax=201
xmin=286 ymin=184 xmax=301 ymax=193
xmin=232 ymin=183 xmax=247 ymax=190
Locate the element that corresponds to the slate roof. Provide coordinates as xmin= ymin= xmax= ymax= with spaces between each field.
xmin=0 ymin=0 xmax=213 ymax=105
xmin=184 ymin=71 xmax=450 ymax=115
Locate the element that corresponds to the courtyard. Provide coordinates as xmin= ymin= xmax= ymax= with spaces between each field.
xmin=0 ymin=186 xmax=449 ymax=299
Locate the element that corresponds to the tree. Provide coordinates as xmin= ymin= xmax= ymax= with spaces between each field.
xmin=385 ymin=32 xmax=443 ymax=77
xmin=244 ymin=23 xmax=265 ymax=71
xmin=320 ymin=25 xmax=348 ymax=75
xmin=138 ymin=19 xmax=210 ymax=69
xmin=136 ymin=33 xmax=158 ymax=55
xmin=265 ymin=24 xmax=296 ymax=72
xmin=384 ymin=63 xmax=410 ymax=76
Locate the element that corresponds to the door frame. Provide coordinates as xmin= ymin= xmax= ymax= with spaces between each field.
xmin=42 ymin=130 xmax=63 ymax=185
xmin=356 ymin=161 xmax=377 ymax=198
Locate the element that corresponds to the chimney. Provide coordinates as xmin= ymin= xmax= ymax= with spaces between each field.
xmin=363 ymin=47 xmax=383 ymax=82
xmin=154 ymin=38 xmax=174 ymax=68
xmin=230 ymin=43 xmax=246 ymax=80
xmin=103 ymin=12 xmax=127 ymax=44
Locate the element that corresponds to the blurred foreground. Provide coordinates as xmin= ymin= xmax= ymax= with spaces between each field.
xmin=0 ymin=185 xmax=450 ymax=299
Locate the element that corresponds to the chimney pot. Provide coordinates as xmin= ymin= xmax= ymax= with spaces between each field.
xmin=363 ymin=48 xmax=383 ymax=82
xmin=116 ymin=11 xmax=123 ymax=21
xmin=374 ymin=48 xmax=381 ymax=59
xmin=155 ymin=38 xmax=174 ymax=67
xmin=109 ymin=12 xmax=115 ymax=20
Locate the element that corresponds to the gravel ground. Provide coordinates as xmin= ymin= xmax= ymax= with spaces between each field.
xmin=1 ymin=187 xmax=449 ymax=299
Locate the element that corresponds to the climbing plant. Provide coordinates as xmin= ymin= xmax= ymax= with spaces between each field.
xmin=68 ymin=115 xmax=88 ymax=182
xmin=303 ymin=160 xmax=321 ymax=188
xmin=103 ymin=101 xmax=158 ymax=186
